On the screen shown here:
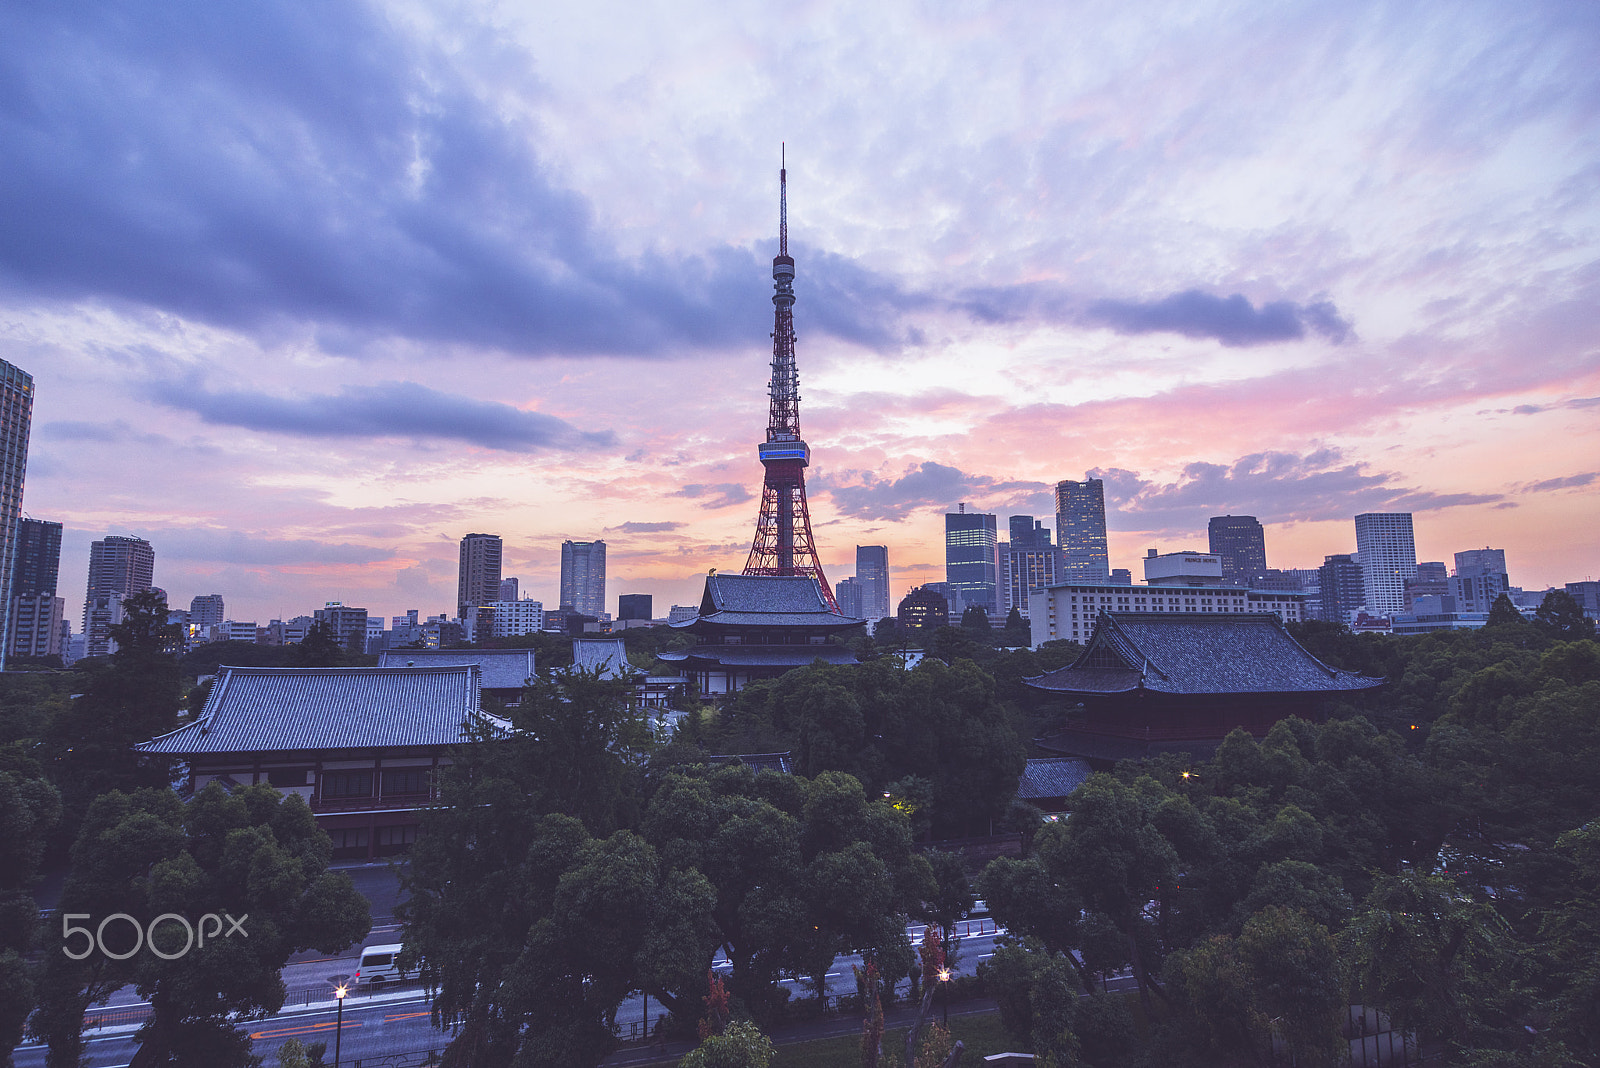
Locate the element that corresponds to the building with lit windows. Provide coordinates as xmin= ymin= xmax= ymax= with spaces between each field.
xmin=1027 ymin=579 xmax=1307 ymax=646
xmin=1055 ymin=478 xmax=1109 ymax=581
xmin=945 ymin=507 xmax=998 ymax=618
xmin=560 ymin=540 xmax=606 ymax=618
xmin=1208 ymin=515 xmax=1267 ymax=586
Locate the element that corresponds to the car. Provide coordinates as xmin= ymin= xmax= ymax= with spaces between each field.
xmin=355 ymin=942 xmax=410 ymax=985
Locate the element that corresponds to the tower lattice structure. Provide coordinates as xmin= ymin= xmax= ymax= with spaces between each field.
xmin=742 ymin=156 xmax=839 ymax=612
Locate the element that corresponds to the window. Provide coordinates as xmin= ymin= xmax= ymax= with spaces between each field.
xmin=323 ymin=771 xmax=373 ymax=799
xmin=330 ymin=827 xmax=368 ymax=860
xmin=381 ymin=768 xmax=430 ymax=797
xmin=267 ymin=768 xmax=309 ymax=788
xmin=375 ymin=824 xmax=418 ymax=857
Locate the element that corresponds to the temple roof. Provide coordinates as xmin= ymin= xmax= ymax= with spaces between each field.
xmin=1017 ymin=757 xmax=1094 ymax=801
xmin=1026 ymin=612 xmax=1384 ymax=696
xmin=376 ymin=648 xmax=535 ymax=690
xmin=671 ymin=573 xmax=864 ymax=630
xmin=135 ymin=665 xmax=504 ymax=755
xmin=572 ymin=637 xmax=642 ymax=679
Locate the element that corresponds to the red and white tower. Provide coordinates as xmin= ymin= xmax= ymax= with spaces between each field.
xmin=742 ymin=155 xmax=839 ymax=612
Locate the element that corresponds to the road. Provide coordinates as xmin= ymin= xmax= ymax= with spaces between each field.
xmin=14 ymin=913 xmax=1012 ymax=1067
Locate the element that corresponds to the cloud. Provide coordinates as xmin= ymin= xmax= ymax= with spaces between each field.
xmin=606 ymin=521 xmax=685 ymax=534
xmin=817 ymin=461 xmax=1051 ymax=522
xmin=0 ymin=0 xmax=917 ymax=358
xmin=1084 ymin=290 xmax=1352 ymax=347
xmin=40 ymin=419 xmax=172 ymax=447
xmin=1495 ymin=396 xmax=1600 ymax=415
xmin=147 ymin=378 xmax=615 ymax=452
xmin=135 ymin=529 xmax=395 ymax=566
xmin=1516 ymin=472 xmax=1597 ymax=493
xmin=672 ymin=483 xmax=753 ymax=509
xmin=1091 ymin=449 xmax=1503 ymax=530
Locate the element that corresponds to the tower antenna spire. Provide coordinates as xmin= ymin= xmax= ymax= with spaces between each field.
xmin=743 ymin=149 xmax=839 ymax=612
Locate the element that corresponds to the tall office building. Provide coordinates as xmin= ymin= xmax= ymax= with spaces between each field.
xmin=855 ymin=545 xmax=891 ymax=621
xmin=618 ymin=593 xmax=653 ymax=621
xmin=1208 ymin=516 xmax=1267 ymax=587
xmin=945 ymin=507 xmax=999 ymax=618
xmin=834 ymin=577 xmax=863 ymax=620
xmin=1317 ymin=553 xmax=1366 ymax=624
xmin=190 ymin=594 xmax=225 ymax=629
xmin=83 ymin=535 xmax=156 ymax=658
xmin=457 ymin=533 xmax=504 ymax=619
xmin=0 ymin=362 xmax=35 ymax=668
xmin=560 ymin=540 xmax=607 ymax=618
xmin=12 ymin=517 xmax=60 ymax=599
xmin=1000 ymin=515 xmax=1059 ymax=618
xmin=1450 ymin=548 xmax=1511 ymax=613
xmin=499 ymin=577 xmax=519 ymax=602
xmin=1353 ymin=513 xmax=1417 ymax=617
xmin=1055 ymin=478 xmax=1109 ymax=581
xmin=1404 ymin=562 xmax=1449 ymax=611
xmin=1454 ymin=548 xmax=1508 ymax=581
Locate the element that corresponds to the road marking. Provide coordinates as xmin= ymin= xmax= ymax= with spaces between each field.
xmin=385 ymin=1011 xmax=433 ymax=1022
xmin=249 ymin=1020 xmax=362 ymax=1040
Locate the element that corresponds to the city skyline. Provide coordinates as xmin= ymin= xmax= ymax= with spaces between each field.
xmin=2 ymin=1 xmax=1596 ymax=625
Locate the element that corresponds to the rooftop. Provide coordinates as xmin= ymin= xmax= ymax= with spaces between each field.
xmin=376 ymin=647 xmax=535 ymax=690
xmin=135 ymin=665 xmax=501 ymax=755
xmin=1027 ymin=612 xmax=1384 ymax=696
xmin=572 ymin=637 xmax=640 ymax=679
xmin=672 ymin=573 xmax=864 ymax=630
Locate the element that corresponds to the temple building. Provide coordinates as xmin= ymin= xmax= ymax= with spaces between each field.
xmin=134 ymin=664 xmax=507 ymax=860
xmin=657 ymin=573 xmax=864 ymax=697
xmin=1027 ymin=611 xmax=1382 ymax=763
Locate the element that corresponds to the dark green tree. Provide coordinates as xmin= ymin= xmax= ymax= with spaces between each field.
xmin=291 ymin=621 xmax=344 ymax=668
xmin=959 ymin=605 xmax=991 ymax=635
xmin=1486 ymin=592 xmax=1527 ymax=629
xmin=36 ymin=784 xmax=369 ymax=1068
xmin=43 ymin=589 xmax=182 ymax=844
xmin=1534 ymin=589 xmax=1596 ymax=641
xmin=0 ymin=745 xmax=61 ymax=1066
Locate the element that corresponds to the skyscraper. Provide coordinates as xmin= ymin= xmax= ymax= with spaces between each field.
xmin=834 ymin=576 xmax=863 ymax=620
xmin=1208 ymin=515 xmax=1267 ymax=587
xmin=1451 ymin=548 xmax=1510 ymax=613
xmin=83 ymin=535 xmax=155 ymax=657
xmin=9 ymin=516 xmax=61 ymax=660
xmin=855 ymin=545 xmax=890 ymax=621
xmin=945 ymin=506 xmax=998 ymax=618
xmin=1317 ymin=553 xmax=1366 ymax=624
xmin=1000 ymin=515 xmax=1058 ymax=618
xmin=560 ymin=540 xmax=606 ymax=618
xmin=1055 ymin=478 xmax=1109 ymax=581
xmin=457 ymin=533 xmax=503 ymax=619
xmin=0 ymin=362 xmax=35 ymax=668
xmin=190 ymin=593 xmax=225 ymax=629
xmin=618 ymin=593 xmax=653 ymax=621
xmin=1353 ymin=513 xmax=1416 ymax=617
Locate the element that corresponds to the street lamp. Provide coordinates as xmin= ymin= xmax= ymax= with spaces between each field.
xmin=333 ymin=980 xmax=349 ymax=1067
xmin=937 ymin=967 xmax=951 ymax=1025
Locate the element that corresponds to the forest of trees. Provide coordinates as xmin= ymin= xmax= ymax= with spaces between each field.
xmin=0 ymin=590 xmax=1596 ymax=1066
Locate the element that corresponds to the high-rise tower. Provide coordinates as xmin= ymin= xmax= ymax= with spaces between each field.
xmin=743 ymin=154 xmax=838 ymax=611
xmin=1056 ymin=477 xmax=1110 ymax=580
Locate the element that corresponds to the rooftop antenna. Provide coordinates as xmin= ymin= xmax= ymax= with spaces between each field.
xmin=779 ymin=142 xmax=787 ymax=257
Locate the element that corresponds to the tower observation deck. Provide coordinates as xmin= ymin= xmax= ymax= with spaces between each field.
xmin=742 ymin=155 xmax=839 ymax=612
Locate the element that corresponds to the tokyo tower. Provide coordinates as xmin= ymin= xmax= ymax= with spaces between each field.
xmin=742 ymin=153 xmax=839 ymax=612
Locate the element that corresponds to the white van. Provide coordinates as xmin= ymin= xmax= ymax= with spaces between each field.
xmin=356 ymin=943 xmax=410 ymax=985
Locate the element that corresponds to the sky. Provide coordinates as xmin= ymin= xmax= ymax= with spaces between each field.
xmin=2 ymin=0 xmax=1597 ymax=627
